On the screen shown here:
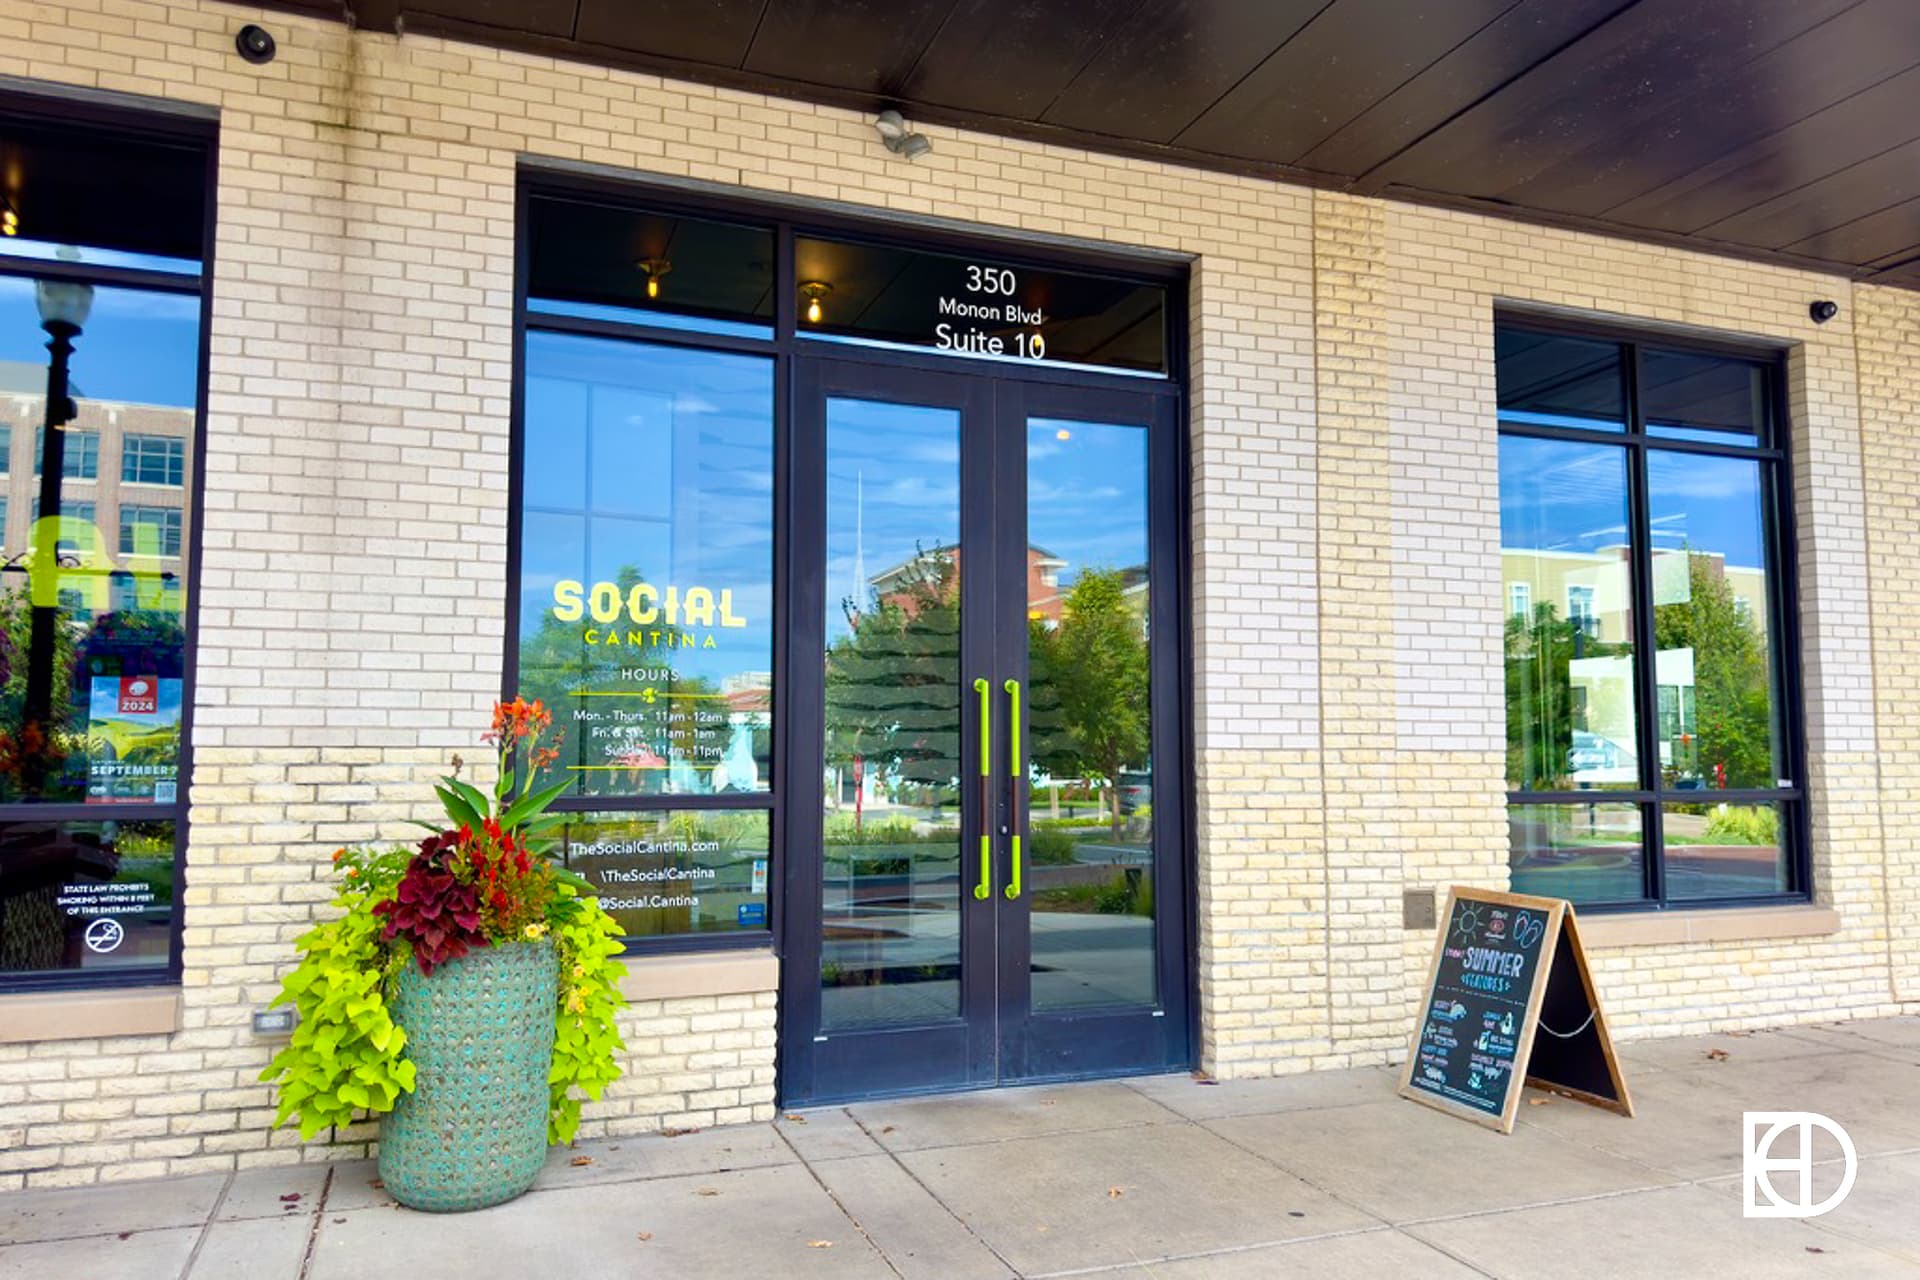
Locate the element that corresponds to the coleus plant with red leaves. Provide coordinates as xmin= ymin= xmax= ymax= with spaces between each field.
xmin=373 ymin=831 xmax=489 ymax=974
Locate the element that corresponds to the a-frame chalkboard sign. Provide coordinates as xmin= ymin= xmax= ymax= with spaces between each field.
xmin=1398 ymin=887 xmax=1632 ymax=1134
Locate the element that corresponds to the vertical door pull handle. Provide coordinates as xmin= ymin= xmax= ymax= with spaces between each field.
xmin=1004 ymin=678 xmax=1023 ymax=901
xmin=973 ymin=677 xmax=992 ymax=901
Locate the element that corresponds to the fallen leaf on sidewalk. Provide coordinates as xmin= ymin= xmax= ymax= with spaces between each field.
xmin=881 ymin=1126 xmax=896 ymax=1134
xmin=1806 ymin=1246 xmax=1826 ymax=1254
xmin=370 ymin=1179 xmax=384 ymax=1190
xmin=570 ymin=1156 xmax=594 ymax=1167
xmin=807 ymin=1240 xmax=834 ymax=1249
xmin=1706 ymin=1049 xmax=1731 ymax=1062
xmin=1108 ymin=1186 xmax=1126 ymax=1198
xmin=784 ymin=1113 xmax=808 ymax=1123
xmin=662 ymin=1127 xmax=700 ymax=1138
xmin=117 ymin=1232 xmax=132 ymax=1241
xmin=279 ymin=1193 xmax=302 ymax=1204
xmin=1528 ymin=1097 xmax=1551 ymax=1106
xmin=695 ymin=1187 xmax=720 ymax=1197
xmin=637 ymin=1232 xmax=653 ymax=1242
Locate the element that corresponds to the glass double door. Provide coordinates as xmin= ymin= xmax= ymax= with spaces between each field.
xmin=782 ymin=358 xmax=1188 ymax=1104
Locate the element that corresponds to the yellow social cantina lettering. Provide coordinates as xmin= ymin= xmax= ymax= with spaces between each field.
xmin=552 ymin=580 xmax=747 ymax=629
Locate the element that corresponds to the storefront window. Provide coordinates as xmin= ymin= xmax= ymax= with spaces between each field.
xmin=516 ymin=331 xmax=774 ymax=800
xmin=1498 ymin=321 xmax=1798 ymax=908
xmin=0 ymin=110 xmax=207 ymax=983
xmin=554 ymin=810 xmax=771 ymax=938
xmin=516 ymin=192 xmax=780 ymax=946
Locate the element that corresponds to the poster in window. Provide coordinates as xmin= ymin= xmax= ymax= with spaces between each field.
xmin=85 ymin=676 xmax=181 ymax=804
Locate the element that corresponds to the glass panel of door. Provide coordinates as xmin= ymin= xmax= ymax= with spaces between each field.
xmin=782 ymin=361 xmax=1186 ymax=1105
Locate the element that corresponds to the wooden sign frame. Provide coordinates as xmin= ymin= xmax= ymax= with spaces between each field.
xmin=1398 ymin=887 xmax=1632 ymax=1134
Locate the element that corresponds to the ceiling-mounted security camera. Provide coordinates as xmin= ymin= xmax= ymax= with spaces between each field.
xmin=1809 ymin=299 xmax=1839 ymax=324
xmin=235 ymin=24 xmax=277 ymax=65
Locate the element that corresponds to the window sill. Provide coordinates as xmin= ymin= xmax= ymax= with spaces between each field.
xmin=1578 ymin=904 xmax=1840 ymax=950
xmin=618 ymin=948 xmax=777 ymax=1002
xmin=0 ymin=985 xmax=181 ymax=1044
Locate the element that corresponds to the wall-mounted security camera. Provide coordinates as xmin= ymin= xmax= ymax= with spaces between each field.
xmin=1809 ymin=299 xmax=1839 ymax=324
xmin=235 ymin=24 xmax=277 ymax=65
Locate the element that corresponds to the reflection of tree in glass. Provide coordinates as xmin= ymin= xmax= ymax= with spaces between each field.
xmin=516 ymin=564 xmax=720 ymax=798
xmin=0 ymin=587 xmax=82 ymax=801
xmin=1029 ymin=569 xmax=1147 ymax=838
xmin=1653 ymin=552 xmax=1772 ymax=790
xmin=1504 ymin=603 xmax=1629 ymax=791
xmin=823 ymin=549 xmax=959 ymax=829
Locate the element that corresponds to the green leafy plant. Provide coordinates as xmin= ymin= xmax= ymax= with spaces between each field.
xmin=261 ymin=697 xmax=629 ymax=1145
xmin=547 ymin=883 xmax=629 ymax=1144
xmin=1029 ymin=826 xmax=1080 ymax=866
xmin=1702 ymin=804 xmax=1779 ymax=846
xmin=261 ymin=844 xmax=415 ymax=1139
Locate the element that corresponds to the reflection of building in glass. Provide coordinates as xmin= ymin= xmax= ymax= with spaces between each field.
xmin=1505 ymin=546 xmax=1768 ymax=785
xmin=0 ymin=361 xmax=193 ymax=580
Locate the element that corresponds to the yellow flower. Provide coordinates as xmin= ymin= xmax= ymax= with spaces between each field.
xmin=523 ymin=923 xmax=548 ymax=941
xmin=572 ymin=963 xmax=586 ymax=979
xmin=565 ymin=989 xmax=586 ymax=1014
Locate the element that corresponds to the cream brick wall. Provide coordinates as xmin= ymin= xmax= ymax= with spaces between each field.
xmin=0 ymin=0 xmax=1914 ymax=1185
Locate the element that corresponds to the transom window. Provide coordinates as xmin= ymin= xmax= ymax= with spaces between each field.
xmin=1497 ymin=320 xmax=1802 ymax=909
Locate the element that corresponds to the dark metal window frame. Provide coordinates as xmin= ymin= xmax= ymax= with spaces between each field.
xmin=0 ymin=88 xmax=217 ymax=993
xmin=1497 ymin=311 xmax=1811 ymax=912
xmin=507 ymin=164 xmax=1188 ymax=957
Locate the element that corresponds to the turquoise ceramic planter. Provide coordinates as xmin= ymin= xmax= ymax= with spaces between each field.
xmin=378 ymin=940 xmax=559 ymax=1212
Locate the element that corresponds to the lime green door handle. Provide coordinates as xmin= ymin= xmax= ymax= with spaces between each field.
xmin=973 ymin=678 xmax=991 ymax=901
xmin=1004 ymin=678 xmax=1023 ymax=901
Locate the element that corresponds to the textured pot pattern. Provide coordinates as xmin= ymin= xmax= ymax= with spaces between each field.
xmin=378 ymin=940 xmax=559 ymax=1212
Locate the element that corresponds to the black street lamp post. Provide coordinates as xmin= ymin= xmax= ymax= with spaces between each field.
xmin=21 ymin=273 xmax=93 ymax=767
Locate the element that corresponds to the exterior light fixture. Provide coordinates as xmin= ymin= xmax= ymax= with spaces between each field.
xmin=800 ymin=281 xmax=832 ymax=324
xmin=1809 ymin=299 xmax=1839 ymax=324
xmin=874 ymin=110 xmax=932 ymax=160
xmin=0 ymin=196 xmax=17 ymax=237
xmin=36 ymin=263 xmax=92 ymax=433
xmin=637 ymin=257 xmax=672 ymax=300
xmin=35 ymin=276 xmax=94 ymax=335
xmin=235 ymin=24 xmax=277 ymax=65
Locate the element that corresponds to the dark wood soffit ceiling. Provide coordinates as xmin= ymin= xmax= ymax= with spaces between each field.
xmin=272 ymin=0 xmax=1920 ymax=291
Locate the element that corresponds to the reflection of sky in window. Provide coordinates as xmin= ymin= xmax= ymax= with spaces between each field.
xmin=825 ymin=398 xmax=959 ymax=644
xmin=1028 ymin=417 xmax=1148 ymax=586
xmin=0 ymin=277 xmax=199 ymax=407
xmin=1501 ymin=436 xmax=1768 ymax=569
xmin=1647 ymin=449 xmax=1765 ymax=569
xmin=519 ymin=332 xmax=773 ymax=685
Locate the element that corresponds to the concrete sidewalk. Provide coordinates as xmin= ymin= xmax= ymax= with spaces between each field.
xmin=5 ymin=1017 xmax=1920 ymax=1279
